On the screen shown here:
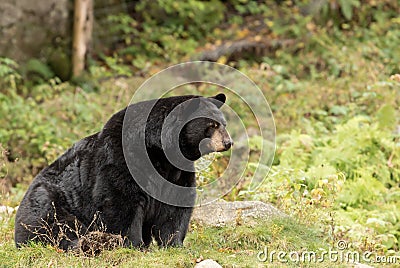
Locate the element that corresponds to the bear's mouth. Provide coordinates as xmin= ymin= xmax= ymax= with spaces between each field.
xmin=211 ymin=141 xmax=228 ymax=152
xmin=199 ymin=139 xmax=232 ymax=155
xmin=199 ymin=139 xmax=215 ymax=155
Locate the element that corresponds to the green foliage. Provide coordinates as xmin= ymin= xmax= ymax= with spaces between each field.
xmin=0 ymin=63 xmax=113 ymax=185
xmin=105 ymin=0 xmax=225 ymax=69
xmin=0 ymin=87 xmax=97 ymax=184
xmin=95 ymin=0 xmax=400 ymax=77
xmin=101 ymin=56 xmax=133 ymax=77
xmin=0 ymin=57 xmax=22 ymax=90
xmin=230 ymin=0 xmax=270 ymax=15
xmin=338 ymin=0 xmax=360 ymax=21
xmin=247 ymin=113 xmax=400 ymax=252
xmin=377 ymin=104 xmax=397 ymax=130
xmin=143 ymin=0 xmax=225 ymax=39
xmin=301 ymin=0 xmax=399 ymax=28
xmin=24 ymin=58 xmax=55 ymax=83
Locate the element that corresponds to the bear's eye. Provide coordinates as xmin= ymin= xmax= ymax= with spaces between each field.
xmin=208 ymin=122 xmax=219 ymax=128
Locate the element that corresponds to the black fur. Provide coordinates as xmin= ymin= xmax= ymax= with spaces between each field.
xmin=14 ymin=94 xmax=229 ymax=250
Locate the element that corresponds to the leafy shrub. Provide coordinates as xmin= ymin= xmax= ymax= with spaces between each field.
xmin=244 ymin=109 xmax=400 ymax=252
xmin=0 ymin=58 xmax=22 ymax=91
xmin=309 ymin=0 xmax=400 ymax=27
xmin=105 ymin=0 xmax=225 ymax=69
xmin=0 ymin=59 xmax=109 ymax=186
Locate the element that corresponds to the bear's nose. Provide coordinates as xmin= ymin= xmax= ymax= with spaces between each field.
xmin=223 ymin=139 xmax=233 ymax=150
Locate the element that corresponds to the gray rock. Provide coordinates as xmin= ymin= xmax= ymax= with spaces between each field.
xmin=192 ymin=200 xmax=285 ymax=226
xmin=194 ymin=259 xmax=222 ymax=268
xmin=0 ymin=0 xmax=130 ymax=62
xmin=0 ymin=0 xmax=71 ymax=62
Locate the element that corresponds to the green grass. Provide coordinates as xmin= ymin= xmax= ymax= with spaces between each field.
xmin=1 ymin=216 xmax=345 ymax=267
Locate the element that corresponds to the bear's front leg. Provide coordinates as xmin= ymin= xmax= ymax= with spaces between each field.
xmin=154 ymin=206 xmax=193 ymax=247
xmin=124 ymin=206 xmax=146 ymax=248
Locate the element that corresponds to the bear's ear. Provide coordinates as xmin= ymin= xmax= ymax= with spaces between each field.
xmin=209 ymin=93 xmax=226 ymax=109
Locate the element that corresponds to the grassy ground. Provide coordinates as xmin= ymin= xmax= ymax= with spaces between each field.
xmin=1 ymin=216 xmax=347 ymax=267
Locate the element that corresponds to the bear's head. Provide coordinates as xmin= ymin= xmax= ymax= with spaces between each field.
xmin=177 ymin=93 xmax=233 ymax=161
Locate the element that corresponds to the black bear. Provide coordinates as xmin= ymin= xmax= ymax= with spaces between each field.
xmin=14 ymin=93 xmax=232 ymax=250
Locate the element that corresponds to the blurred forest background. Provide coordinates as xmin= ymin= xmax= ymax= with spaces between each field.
xmin=0 ymin=0 xmax=399 ymax=266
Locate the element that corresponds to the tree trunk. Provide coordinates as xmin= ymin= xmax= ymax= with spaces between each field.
xmin=72 ymin=0 xmax=93 ymax=77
